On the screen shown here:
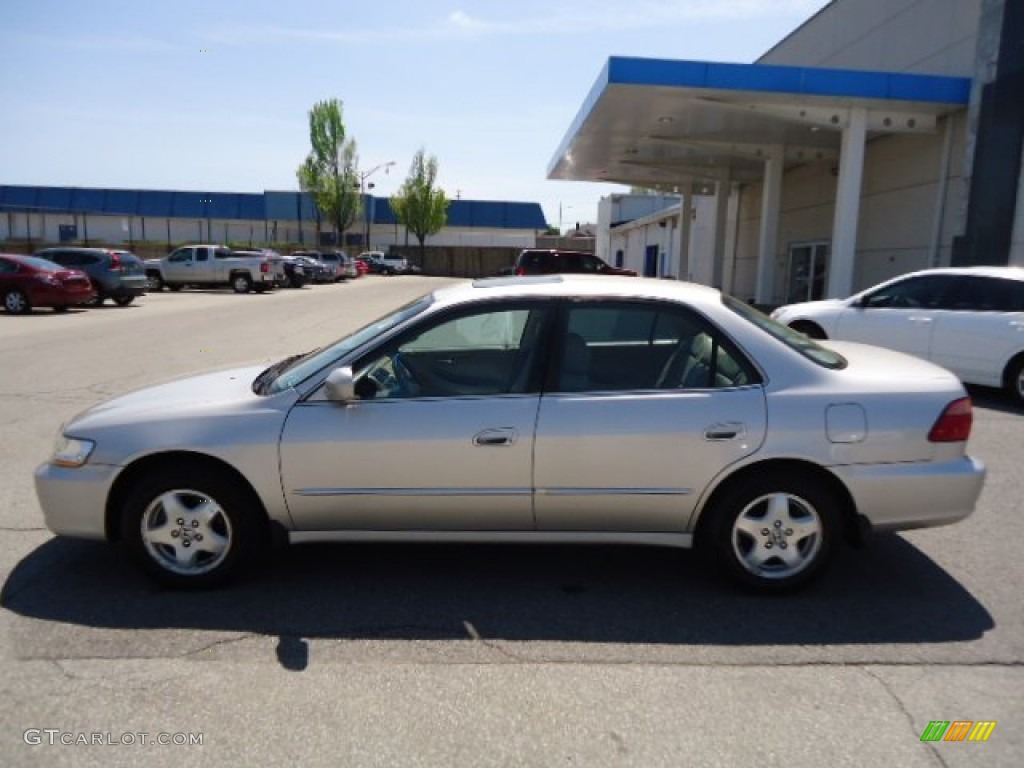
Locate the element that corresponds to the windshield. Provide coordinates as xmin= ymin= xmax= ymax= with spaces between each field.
xmin=260 ymin=295 xmax=434 ymax=394
xmin=724 ymin=295 xmax=847 ymax=369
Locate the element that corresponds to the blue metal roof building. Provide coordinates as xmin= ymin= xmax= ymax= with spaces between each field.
xmin=0 ymin=185 xmax=549 ymax=230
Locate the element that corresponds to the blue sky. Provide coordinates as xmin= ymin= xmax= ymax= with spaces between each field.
xmin=0 ymin=0 xmax=830 ymax=229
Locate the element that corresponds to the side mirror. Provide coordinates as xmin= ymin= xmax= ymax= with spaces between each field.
xmin=324 ymin=366 xmax=356 ymax=403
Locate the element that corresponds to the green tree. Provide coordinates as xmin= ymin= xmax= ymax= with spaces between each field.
xmin=390 ymin=149 xmax=449 ymax=264
xmin=297 ymin=99 xmax=360 ymax=242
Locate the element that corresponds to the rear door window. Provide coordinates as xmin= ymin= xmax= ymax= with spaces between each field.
xmin=942 ymin=275 xmax=1024 ymax=312
xmin=560 ymin=301 xmax=758 ymax=391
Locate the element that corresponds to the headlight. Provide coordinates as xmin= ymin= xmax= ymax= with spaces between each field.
xmin=51 ymin=436 xmax=96 ymax=468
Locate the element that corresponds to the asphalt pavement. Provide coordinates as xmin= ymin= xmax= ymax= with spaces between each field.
xmin=1 ymin=276 xmax=1021 ymax=767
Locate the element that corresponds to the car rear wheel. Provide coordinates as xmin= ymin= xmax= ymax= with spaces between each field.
xmin=788 ymin=320 xmax=827 ymax=339
xmin=706 ymin=471 xmax=838 ymax=593
xmin=1006 ymin=355 xmax=1024 ymax=406
xmin=2 ymin=289 xmax=30 ymax=314
xmin=113 ymin=295 xmax=135 ymax=306
xmin=232 ymin=274 xmax=252 ymax=293
xmin=121 ymin=466 xmax=262 ymax=589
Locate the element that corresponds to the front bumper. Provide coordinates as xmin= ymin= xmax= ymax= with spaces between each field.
xmin=832 ymin=455 xmax=986 ymax=532
xmin=34 ymin=461 xmax=121 ymax=540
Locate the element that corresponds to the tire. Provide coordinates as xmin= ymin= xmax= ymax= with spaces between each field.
xmin=120 ymin=465 xmax=263 ymax=589
xmin=788 ymin=320 xmax=826 ymax=340
xmin=232 ymin=274 xmax=252 ymax=294
xmin=1005 ymin=355 xmax=1024 ymax=406
xmin=113 ymin=295 xmax=135 ymax=307
xmin=146 ymin=272 xmax=164 ymax=292
xmin=2 ymin=288 xmax=30 ymax=315
xmin=704 ymin=471 xmax=839 ymax=593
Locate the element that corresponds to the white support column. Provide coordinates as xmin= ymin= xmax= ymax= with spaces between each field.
xmin=828 ymin=107 xmax=867 ymax=298
xmin=755 ymin=144 xmax=784 ymax=304
xmin=712 ymin=176 xmax=730 ymax=289
xmin=679 ymin=188 xmax=693 ymax=281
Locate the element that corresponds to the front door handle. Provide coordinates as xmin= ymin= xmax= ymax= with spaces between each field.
xmin=704 ymin=422 xmax=745 ymax=441
xmin=473 ymin=428 xmax=518 ymax=447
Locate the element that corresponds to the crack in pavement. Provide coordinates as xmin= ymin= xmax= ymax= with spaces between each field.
xmin=182 ymin=633 xmax=260 ymax=657
xmin=862 ymin=667 xmax=948 ymax=768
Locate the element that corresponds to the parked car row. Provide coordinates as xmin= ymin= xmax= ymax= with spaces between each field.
xmin=0 ymin=253 xmax=97 ymax=313
xmin=1 ymin=244 xmax=415 ymax=314
xmin=2 ymin=246 xmax=156 ymax=314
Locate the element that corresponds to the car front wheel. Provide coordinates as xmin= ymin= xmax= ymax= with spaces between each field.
xmin=121 ymin=467 xmax=262 ymax=589
xmin=232 ymin=274 xmax=252 ymax=293
xmin=706 ymin=471 xmax=838 ymax=593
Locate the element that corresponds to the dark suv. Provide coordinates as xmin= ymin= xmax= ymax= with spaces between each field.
xmin=512 ymin=249 xmax=637 ymax=277
xmin=36 ymin=247 xmax=148 ymax=306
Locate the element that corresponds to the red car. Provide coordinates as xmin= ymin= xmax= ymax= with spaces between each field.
xmin=0 ymin=253 xmax=96 ymax=314
xmin=354 ymin=258 xmax=369 ymax=276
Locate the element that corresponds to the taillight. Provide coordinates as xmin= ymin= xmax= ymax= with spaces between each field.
xmin=928 ymin=397 xmax=973 ymax=442
xmin=260 ymin=262 xmax=269 ymax=273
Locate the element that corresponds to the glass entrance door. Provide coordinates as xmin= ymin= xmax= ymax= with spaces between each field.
xmin=786 ymin=242 xmax=830 ymax=303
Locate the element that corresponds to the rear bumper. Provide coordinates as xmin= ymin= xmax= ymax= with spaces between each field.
xmin=832 ymin=456 xmax=986 ymax=532
xmin=30 ymin=284 xmax=95 ymax=306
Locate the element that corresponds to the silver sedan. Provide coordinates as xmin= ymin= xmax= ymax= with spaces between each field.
xmin=35 ymin=276 xmax=985 ymax=593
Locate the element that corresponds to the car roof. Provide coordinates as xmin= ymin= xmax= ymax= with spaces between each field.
xmin=880 ymin=266 xmax=1024 ymax=283
xmin=36 ymin=246 xmax=114 ymax=254
xmin=431 ymin=275 xmax=723 ymax=309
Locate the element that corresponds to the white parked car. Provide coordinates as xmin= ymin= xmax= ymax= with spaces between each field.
xmin=771 ymin=267 xmax=1024 ymax=404
xmin=35 ymin=276 xmax=985 ymax=593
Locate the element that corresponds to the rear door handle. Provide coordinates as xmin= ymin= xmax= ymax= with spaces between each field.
xmin=704 ymin=422 xmax=745 ymax=441
xmin=473 ymin=428 xmax=518 ymax=447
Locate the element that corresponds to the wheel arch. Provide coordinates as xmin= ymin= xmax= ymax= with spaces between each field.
xmin=692 ymin=458 xmax=865 ymax=549
xmin=788 ymin=319 xmax=827 ymax=339
xmin=105 ymin=450 xmax=271 ymax=544
xmin=1001 ymin=349 xmax=1024 ymax=390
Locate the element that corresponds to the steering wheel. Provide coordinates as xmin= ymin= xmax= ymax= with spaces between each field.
xmin=392 ymin=352 xmax=420 ymax=397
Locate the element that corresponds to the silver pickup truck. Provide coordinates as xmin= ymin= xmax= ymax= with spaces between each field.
xmin=145 ymin=245 xmax=285 ymax=293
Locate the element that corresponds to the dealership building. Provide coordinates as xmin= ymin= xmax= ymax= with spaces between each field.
xmin=550 ymin=0 xmax=1023 ymax=303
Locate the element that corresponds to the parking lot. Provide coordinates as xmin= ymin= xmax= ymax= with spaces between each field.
xmin=1 ymin=276 xmax=1022 ymax=767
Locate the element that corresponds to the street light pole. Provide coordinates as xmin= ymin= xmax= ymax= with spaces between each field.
xmin=358 ymin=161 xmax=396 ymax=250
